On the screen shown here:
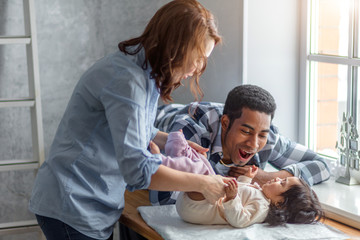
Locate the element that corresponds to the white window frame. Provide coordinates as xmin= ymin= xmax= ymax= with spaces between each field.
xmin=300 ymin=0 xmax=359 ymax=158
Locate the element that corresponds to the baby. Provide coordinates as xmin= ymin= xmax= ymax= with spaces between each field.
xmin=176 ymin=170 xmax=323 ymax=228
xmin=150 ymin=130 xmax=324 ymax=228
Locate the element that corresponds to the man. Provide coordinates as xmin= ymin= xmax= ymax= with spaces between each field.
xmin=150 ymin=84 xmax=330 ymax=205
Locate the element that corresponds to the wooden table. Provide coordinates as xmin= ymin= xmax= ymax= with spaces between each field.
xmin=120 ymin=190 xmax=163 ymax=240
xmin=119 ymin=190 xmax=360 ymax=240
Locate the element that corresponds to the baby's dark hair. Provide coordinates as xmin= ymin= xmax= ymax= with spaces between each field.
xmin=264 ymin=178 xmax=324 ymax=226
xmin=223 ymin=85 xmax=276 ymax=132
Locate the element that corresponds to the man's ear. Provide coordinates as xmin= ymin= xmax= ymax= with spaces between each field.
xmin=221 ymin=115 xmax=230 ymax=131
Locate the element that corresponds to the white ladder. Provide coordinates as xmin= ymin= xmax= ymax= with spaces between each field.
xmin=0 ymin=0 xmax=45 ymax=170
xmin=0 ymin=0 xmax=44 ymax=234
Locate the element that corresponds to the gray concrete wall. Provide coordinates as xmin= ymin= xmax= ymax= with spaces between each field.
xmin=0 ymin=0 xmax=243 ymax=237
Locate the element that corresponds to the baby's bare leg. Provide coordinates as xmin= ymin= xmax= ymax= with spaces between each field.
xmin=187 ymin=192 xmax=206 ymax=201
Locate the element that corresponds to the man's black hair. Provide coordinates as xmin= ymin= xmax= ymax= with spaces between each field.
xmin=223 ymin=84 xmax=276 ymax=131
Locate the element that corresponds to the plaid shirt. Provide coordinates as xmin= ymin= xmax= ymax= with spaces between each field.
xmin=150 ymin=102 xmax=331 ymax=205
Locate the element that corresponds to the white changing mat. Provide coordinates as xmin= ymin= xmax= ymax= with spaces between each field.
xmin=138 ymin=205 xmax=349 ymax=240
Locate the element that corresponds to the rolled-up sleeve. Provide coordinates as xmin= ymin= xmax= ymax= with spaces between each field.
xmin=100 ymin=69 xmax=161 ymax=191
xmin=151 ymin=126 xmax=159 ymax=140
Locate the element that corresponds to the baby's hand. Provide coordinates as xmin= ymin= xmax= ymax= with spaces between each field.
xmin=149 ymin=141 xmax=160 ymax=154
xmin=244 ymin=165 xmax=258 ymax=179
xmin=224 ymin=179 xmax=238 ymax=202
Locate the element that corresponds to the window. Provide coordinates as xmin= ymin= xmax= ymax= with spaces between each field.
xmin=304 ymin=0 xmax=359 ymax=160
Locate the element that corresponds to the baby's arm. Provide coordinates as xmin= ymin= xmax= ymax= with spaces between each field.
xmin=223 ymin=179 xmax=238 ymax=202
xmin=223 ymin=187 xmax=269 ymax=228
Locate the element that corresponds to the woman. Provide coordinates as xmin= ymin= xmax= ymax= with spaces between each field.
xmin=29 ymin=0 xmax=231 ymax=239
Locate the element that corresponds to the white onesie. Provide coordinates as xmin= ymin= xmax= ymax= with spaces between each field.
xmin=175 ymin=176 xmax=270 ymax=228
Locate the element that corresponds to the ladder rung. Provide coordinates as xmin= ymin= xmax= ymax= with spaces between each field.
xmin=0 ymin=98 xmax=35 ymax=108
xmin=0 ymin=160 xmax=39 ymax=172
xmin=0 ymin=225 xmax=39 ymax=235
xmin=0 ymin=36 xmax=31 ymax=45
xmin=0 ymin=220 xmax=38 ymax=230
xmin=0 ymin=159 xmax=37 ymax=165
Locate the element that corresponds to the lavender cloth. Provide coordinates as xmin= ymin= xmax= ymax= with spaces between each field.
xmin=162 ymin=131 xmax=216 ymax=175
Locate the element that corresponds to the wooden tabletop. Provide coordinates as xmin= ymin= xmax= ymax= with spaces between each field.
xmin=119 ymin=189 xmax=360 ymax=240
xmin=120 ymin=189 xmax=163 ymax=240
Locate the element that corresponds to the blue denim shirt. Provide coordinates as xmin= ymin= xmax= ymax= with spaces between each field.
xmin=29 ymin=48 xmax=162 ymax=239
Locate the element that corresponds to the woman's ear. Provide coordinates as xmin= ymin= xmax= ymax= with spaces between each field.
xmin=221 ymin=115 xmax=230 ymax=131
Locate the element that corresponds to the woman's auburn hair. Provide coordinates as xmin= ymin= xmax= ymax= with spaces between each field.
xmin=118 ymin=0 xmax=222 ymax=103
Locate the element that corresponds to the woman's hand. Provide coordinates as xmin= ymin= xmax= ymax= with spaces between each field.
xmin=200 ymin=175 xmax=234 ymax=204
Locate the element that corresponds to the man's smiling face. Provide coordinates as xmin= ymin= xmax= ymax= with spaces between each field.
xmin=220 ymin=107 xmax=271 ymax=166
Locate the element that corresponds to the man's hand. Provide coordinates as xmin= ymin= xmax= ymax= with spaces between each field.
xmin=228 ymin=165 xmax=254 ymax=179
xmin=152 ymin=131 xmax=168 ymax=150
xmin=224 ymin=179 xmax=238 ymax=202
xmin=188 ymin=141 xmax=209 ymax=157
xmin=244 ymin=165 xmax=258 ymax=179
xmin=228 ymin=166 xmax=293 ymax=186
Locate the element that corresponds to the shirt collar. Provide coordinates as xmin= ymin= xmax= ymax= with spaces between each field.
xmin=210 ymin=117 xmax=223 ymax=155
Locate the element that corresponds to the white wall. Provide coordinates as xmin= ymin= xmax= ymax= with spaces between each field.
xmin=245 ymin=0 xmax=301 ymax=141
xmin=172 ymin=0 xmax=302 ymax=142
xmin=170 ymin=0 xmax=244 ymax=104
xmin=244 ymin=0 xmax=301 ymax=140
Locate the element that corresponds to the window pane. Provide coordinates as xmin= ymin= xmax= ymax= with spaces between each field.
xmin=310 ymin=62 xmax=348 ymax=157
xmin=311 ymin=0 xmax=350 ymax=56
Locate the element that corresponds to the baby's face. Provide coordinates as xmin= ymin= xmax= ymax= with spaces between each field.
xmin=261 ymin=177 xmax=301 ymax=204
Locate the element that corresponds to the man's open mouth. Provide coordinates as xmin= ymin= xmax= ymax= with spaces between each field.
xmin=238 ymin=149 xmax=254 ymax=161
